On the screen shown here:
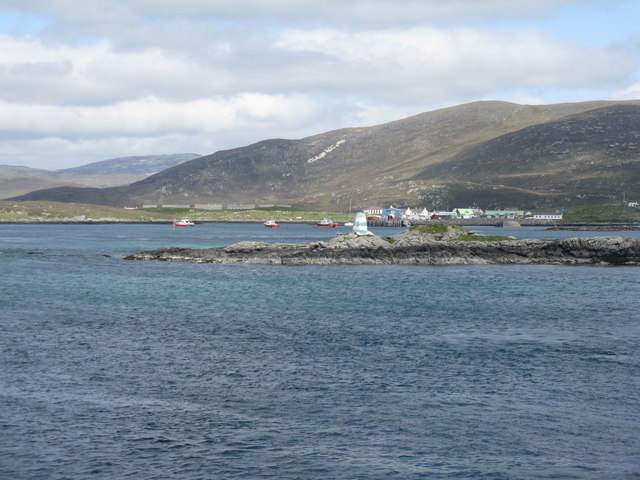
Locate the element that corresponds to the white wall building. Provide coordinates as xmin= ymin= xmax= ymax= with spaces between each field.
xmin=363 ymin=206 xmax=382 ymax=215
xmin=533 ymin=214 xmax=563 ymax=220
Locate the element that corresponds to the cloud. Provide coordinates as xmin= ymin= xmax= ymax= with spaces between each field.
xmin=0 ymin=0 xmax=637 ymax=169
xmin=611 ymin=81 xmax=640 ymax=100
xmin=2 ymin=23 xmax=633 ymax=107
xmin=274 ymin=28 xmax=636 ymax=104
xmin=0 ymin=35 xmax=235 ymax=105
xmin=5 ymin=0 xmax=589 ymax=28
xmin=0 ymin=94 xmax=335 ymax=168
xmin=0 ymin=94 xmax=325 ymax=137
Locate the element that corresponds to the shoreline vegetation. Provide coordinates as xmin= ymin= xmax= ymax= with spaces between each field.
xmin=0 ymin=200 xmax=353 ymax=224
xmin=125 ymin=225 xmax=640 ymax=266
xmin=1 ymin=201 xmax=640 ymax=225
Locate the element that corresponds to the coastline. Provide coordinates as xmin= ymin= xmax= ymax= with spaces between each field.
xmin=125 ymin=228 xmax=640 ymax=266
xmin=0 ymin=219 xmax=314 ymax=225
xmin=3 ymin=217 xmax=640 ymax=229
xmin=548 ymin=224 xmax=640 ymax=231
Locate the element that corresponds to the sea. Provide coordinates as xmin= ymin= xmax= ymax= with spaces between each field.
xmin=1 ymin=223 xmax=639 ymax=480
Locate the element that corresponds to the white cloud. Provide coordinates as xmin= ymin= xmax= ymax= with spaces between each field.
xmin=0 ymin=94 xmax=323 ymax=137
xmin=6 ymin=0 xmax=588 ymax=27
xmin=611 ymin=81 xmax=640 ymax=100
xmin=0 ymin=0 xmax=637 ymax=169
xmin=0 ymin=35 xmax=234 ymax=105
xmin=0 ymin=93 xmax=338 ymax=168
xmin=274 ymin=28 xmax=636 ymax=103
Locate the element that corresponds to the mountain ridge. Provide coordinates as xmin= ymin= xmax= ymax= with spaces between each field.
xmin=56 ymin=153 xmax=201 ymax=175
xmin=0 ymin=153 xmax=201 ymax=199
xmin=10 ymin=100 xmax=640 ymax=209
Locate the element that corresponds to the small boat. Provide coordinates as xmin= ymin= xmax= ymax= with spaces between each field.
xmin=173 ymin=218 xmax=195 ymax=227
xmin=343 ymin=222 xmax=354 ymax=226
xmin=264 ymin=220 xmax=280 ymax=228
xmin=317 ymin=218 xmax=339 ymax=227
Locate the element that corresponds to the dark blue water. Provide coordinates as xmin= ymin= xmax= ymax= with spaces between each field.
xmin=1 ymin=224 xmax=639 ymax=479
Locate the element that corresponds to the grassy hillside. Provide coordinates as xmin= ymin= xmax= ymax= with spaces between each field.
xmin=0 ymin=201 xmax=166 ymax=221
xmin=561 ymin=205 xmax=640 ymax=223
xmin=11 ymin=100 xmax=640 ymax=210
xmin=412 ymin=104 xmax=639 ymax=207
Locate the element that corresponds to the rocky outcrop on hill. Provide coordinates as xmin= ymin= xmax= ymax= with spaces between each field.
xmin=124 ymin=229 xmax=640 ymax=266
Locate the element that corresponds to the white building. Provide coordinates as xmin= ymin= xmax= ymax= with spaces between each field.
xmin=363 ymin=206 xmax=382 ymax=215
xmin=533 ymin=214 xmax=563 ymax=220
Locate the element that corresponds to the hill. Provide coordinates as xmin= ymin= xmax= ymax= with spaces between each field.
xmin=11 ymin=100 xmax=640 ymax=209
xmin=0 ymin=176 xmax=89 ymax=200
xmin=56 ymin=153 xmax=201 ymax=175
xmin=0 ymin=154 xmax=200 ymax=199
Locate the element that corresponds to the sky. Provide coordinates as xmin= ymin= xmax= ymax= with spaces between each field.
xmin=0 ymin=0 xmax=639 ymax=170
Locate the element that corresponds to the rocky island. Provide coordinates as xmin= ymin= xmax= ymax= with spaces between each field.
xmin=125 ymin=225 xmax=640 ymax=266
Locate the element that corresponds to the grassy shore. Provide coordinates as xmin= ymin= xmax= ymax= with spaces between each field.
xmin=0 ymin=201 xmax=352 ymax=223
xmin=1 ymin=200 xmax=639 ymax=224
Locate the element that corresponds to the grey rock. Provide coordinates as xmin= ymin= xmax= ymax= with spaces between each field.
xmin=125 ymin=234 xmax=640 ymax=266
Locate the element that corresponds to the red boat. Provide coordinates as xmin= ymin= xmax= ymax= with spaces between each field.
xmin=264 ymin=220 xmax=280 ymax=228
xmin=173 ymin=218 xmax=195 ymax=227
xmin=317 ymin=218 xmax=339 ymax=227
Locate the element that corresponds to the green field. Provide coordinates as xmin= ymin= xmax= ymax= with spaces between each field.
xmin=0 ymin=201 xmax=353 ymax=222
xmin=560 ymin=205 xmax=640 ymax=223
xmin=2 ymin=201 xmax=639 ymax=223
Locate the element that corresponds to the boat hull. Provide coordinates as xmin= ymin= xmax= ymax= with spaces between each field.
xmin=173 ymin=220 xmax=195 ymax=227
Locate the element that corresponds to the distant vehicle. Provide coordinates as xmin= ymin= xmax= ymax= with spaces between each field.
xmin=173 ymin=218 xmax=195 ymax=227
xmin=317 ymin=218 xmax=339 ymax=227
xmin=264 ymin=220 xmax=281 ymax=228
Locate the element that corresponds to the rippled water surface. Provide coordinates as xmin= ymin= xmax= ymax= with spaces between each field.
xmin=1 ymin=224 xmax=639 ymax=479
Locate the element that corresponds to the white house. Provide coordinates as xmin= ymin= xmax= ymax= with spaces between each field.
xmin=533 ymin=214 xmax=563 ymax=220
xmin=363 ymin=206 xmax=382 ymax=215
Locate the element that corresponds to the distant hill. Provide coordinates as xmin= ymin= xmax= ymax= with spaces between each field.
xmin=56 ymin=153 xmax=201 ymax=175
xmin=0 ymin=165 xmax=53 ymax=177
xmin=0 ymin=153 xmax=200 ymax=199
xmin=11 ymin=100 xmax=640 ymax=209
xmin=0 ymin=176 xmax=88 ymax=200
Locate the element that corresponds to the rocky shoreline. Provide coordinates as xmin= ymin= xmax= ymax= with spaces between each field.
xmin=125 ymin=227 xmax=640 ymax=266
xmin=548 ymin=224 xmax=640 ymax=231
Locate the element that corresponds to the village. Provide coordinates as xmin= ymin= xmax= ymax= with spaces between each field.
xmin=362 ymin=206 xmax=563 ymax=222
xmin=141 ymin=202 xmax=562 ymax=220
xmin=131 ymin=201 xmax=640 ymax=226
